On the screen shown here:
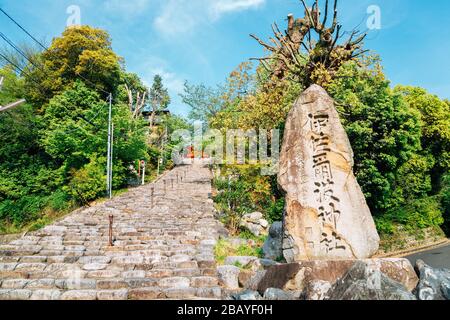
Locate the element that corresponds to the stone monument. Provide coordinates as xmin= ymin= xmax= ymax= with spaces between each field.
xmin=278 ymin=85 xmax=380 ymax=262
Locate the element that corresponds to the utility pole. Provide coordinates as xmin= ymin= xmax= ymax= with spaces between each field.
xmin=109 ymin=123 xmax=114 ymax=198
xmin=141 ymin=161 xmax=146 ymax=185
xmin=106 ymin=93 xmax=113 ymax=199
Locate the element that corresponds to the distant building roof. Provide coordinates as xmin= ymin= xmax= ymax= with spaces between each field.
xmin=141 ymin=110 xmax=171 ymax=116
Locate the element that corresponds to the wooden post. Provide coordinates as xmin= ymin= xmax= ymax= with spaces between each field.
xmin=151 ymin=186 xmax=155 ymax=208
xmin=108 ymin=215 xmax=114 ymax=247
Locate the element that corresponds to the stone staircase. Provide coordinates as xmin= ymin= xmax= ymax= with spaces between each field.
xmin=0 ymin=164 xmax=227 ymax=300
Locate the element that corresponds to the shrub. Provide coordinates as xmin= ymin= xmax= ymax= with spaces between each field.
xmin=268 ymin=198 xmax=285 ymax=223
xmin=441 ymin=173 xmax=450 ymax=235
xmin=66 ymin=155 xmax=106 ymax=204
xmin=0 ymin=195 xmax=47 ymax=226
xmin=383 ymin=196 xmax=444 ymax=232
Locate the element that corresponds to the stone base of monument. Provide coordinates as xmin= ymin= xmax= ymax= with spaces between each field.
xmin=229 ymin=258 xmax=420 ymax=300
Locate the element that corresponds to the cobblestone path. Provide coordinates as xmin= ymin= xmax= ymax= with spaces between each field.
xmin=0 ymin=164 xmax=226 ymax=300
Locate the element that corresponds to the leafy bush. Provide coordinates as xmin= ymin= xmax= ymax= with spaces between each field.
xmin=213 ymin=164 xmax=284 ymax=234
xmin=214 ymin=177 xmax=253 ymax=235
xmin=441 ymin=173 xmax=450 ymax=235
xmin=381 ymin=196 xmax=444 ymax=233
xmin=214 ymin=238 xmax=264 ymax=266
xmin=0 ymin=195 xmax=47 ymax=226
xmin=267 ymin=198 xmax=285 ymax=223
xmin=65 ymin=155 xmax=106 ymax=204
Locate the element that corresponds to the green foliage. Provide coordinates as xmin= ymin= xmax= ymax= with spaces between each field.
xmin=378 ymin=196 xmax=443 ymax=233
xmin=0 ymin=196 xmax=45 ymax=225
xmin=267 ymin=198 xmax=285 ymax=223
xmin=181 ymin=82 xmax=225 ymax=123
xmin=213 ymin=165 xmax=281 ymax=234
xmin=0 ymin=26 xmax=155 ymax=232
xmin=149 ymin=75 xmax=170 ymax=113
xmin=441 ymin=173 xmax=450 ymax=235
xmin=25 ymin=26 xmax=122 ymax=106
xmin=214 ymin=238 xmax=264 ymax=266
xmin=394 ymin=86 xmax=450 ymax=192
xmin=65 ymin=155 xmax=106 ymax=203
xmin=327 ymin=60 xmax=423 ymax=213
xmin=182 ymin=62 xmax=255 ymax=123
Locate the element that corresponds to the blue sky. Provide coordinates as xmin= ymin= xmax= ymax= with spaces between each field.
xmin=1 ymin=0 xmax=449 ymax=116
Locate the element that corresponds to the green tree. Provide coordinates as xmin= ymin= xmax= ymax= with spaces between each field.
xmin=41 ymin=81 xmax=148 ymax=201
xmin=394 ymin=86 xmax=450 ymax=193
xmin=24 ymin=26 xmax=122 ymax=106
xmin=181 ymin=82 xmax=223 ymax=123
xmin=327 ymin=60 xmax=423 ymax=213
xmin=149 ymin=75 xmax=170 ymax=128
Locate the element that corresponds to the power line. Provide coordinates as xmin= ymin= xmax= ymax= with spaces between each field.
xmin=0 ymin=8 xmax=111 ymax=96
xmin=0 ymin=8 xmax=47 ymax=50
xmin=0 ymin=52 xmax=27 ymax=76
xmin=0 ymin=31 xmax=40 ymax=70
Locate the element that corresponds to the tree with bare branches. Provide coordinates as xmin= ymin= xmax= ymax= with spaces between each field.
xmin=124 ymin=82 xmax=147 ymax=119
xmin=251 ymin=0 xmax=368 ymax=88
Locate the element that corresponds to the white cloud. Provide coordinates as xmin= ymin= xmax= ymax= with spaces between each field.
xmin=209 ymin=0 xmax=265 ymax=20
xmin=153 ymin=0 xmax=265 ymax=37
xmin=153 ymin=0 xmax=202 ymax=37
xmin=103 ymin=0 xmax=151 ymax=18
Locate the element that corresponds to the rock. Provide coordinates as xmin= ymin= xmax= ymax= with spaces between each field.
xmin=245 ymin=271 xmax=267 ymax=291
xmin=247 ymin=258 xmax=279 ymax=272
xmin=61 ymin=290 xmax=97 ymax=300
xmin=258 ymin=263 xmax=301 ymax=294
xmin=97 ymin=279 xmax=128 ymax=290
xmin=217 ymin=265 xmax=240 ymax=290
xmin=128 ymin=287 xmax=164 ymax=300
xmin=240 ymin=212 xmax=269 ymax=237
xmin=224 ymin=256 xmax=257 ymax=267
xmin=259 ymin=219 xmax=269 ymax=229
xmin=1 ymin=279 xmax=29 ymax=289
xmin=257 ymin=259 xmax=418 ymax=294
xmin=97 ymin=289 xmax=128 ymax=300
xmin=164 ymin=287 xmax=197 ymax=299
xmin=78 ymin=256 xmax=111 ymax=264
xmin=328 ymin=261 xmax=416 ymax=300
xmin=240 ymin=223 xmax=263 ymax=237
xmin=196 ymin=287 xmax=222 ymax=299
xmin=278 ymin=85 xmax=380 ymax=261
xmin=82 ymin=263 xmax=108 ymax=271
xmin=263 ymin=288 xmax=297 ymax=300
xmin=157 ymin=277 xmax=190 ymax=288
xmin=30 ymin=290 xmax=62 ymax=300
xmin=305 ymin=280 xmax=332 ymax=300
xmin=246 ymin=212 xmax=263 ymax=222
xmin=0 ymin=289 xmax=31 ymax=300
xmin=368 ymin=258 xmax=419 ymax=291
xmin=239 ymin=270 xmax=256 ymax=288
xmin=414 ymin=260 xmax=450 ymax=300
xmin=262 ymin=222 xmax=283 ymax=261
xmin=191 ymin=276 xmax=218 ymax=287
xmin=232 ymin=290 xmax=262 ymax=300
